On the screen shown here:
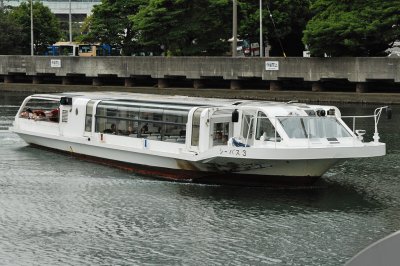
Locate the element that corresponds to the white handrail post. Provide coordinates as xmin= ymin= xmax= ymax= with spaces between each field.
xmin=307 ymin=117 xmax=310 ymax=147
xmin=274 ymin=117 xmax=277 ymax=149
xmin=372 ymin=106 xmax=388 ymax=143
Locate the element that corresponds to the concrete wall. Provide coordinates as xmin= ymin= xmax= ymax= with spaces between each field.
xmin=0 ymin=56 xmax=399 ymax=83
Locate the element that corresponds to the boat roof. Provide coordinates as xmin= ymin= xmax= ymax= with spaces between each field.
xmin=29 ymin=91 xmax=332 ymax=110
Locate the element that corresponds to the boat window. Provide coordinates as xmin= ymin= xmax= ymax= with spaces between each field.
xmin=278 ymin=117 xmax=352 ymax=139
xmin=84 ymin=100 xmax=96 ymax=132
xmin=19 ymin=98 xmax=60 ymax=123
xmin=191 ymin=108 xmax=205 ymax=146
xmin=163 ymin=110 xmax=187 ymax=142
xmin=212 ymin=109 xmax=233 ymax=116
xmin=95 ymin=102 xmax=188 ymax=143
xmin=119 ymin=106 xmax=139 ymax=136
xmin=241 ymin=113 xmax=254 ymax=141
xmin=61 ymin=110 xmax=68 ymax=123
xmin=212 ymin=122 xmax=229 ymax=146
xmin=255 ymin=112 xmax=281 ymax=141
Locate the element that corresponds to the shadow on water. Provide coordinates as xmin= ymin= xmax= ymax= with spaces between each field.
xmin=172 ymin=178 xmax=383 ymax=214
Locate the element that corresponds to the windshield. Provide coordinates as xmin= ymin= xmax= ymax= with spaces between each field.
xmin=278 ymin=116 xmax=352 ymax=139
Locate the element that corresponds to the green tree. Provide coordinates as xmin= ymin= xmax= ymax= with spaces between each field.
xmin=11 ymin=1 xmax=60 ymax=55
xmin=303 ymin=0 xmax=400 ymax=56
xmin=80 ymin=0 xmax=146 ymax=55
xmin=0 ymin=9 xmax=24 ymax=54
xmin=130 ymin=0 xmax=231 ymax=56
xmin=238 ymin=0 xmax=311 ymax=57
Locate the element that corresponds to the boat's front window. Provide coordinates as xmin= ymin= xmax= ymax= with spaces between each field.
xmin=255 ymin=112 xmax=281 ymax=141
xmin=278 ymin=116 xmax=352 ymax=139
xmin=241 ymin=113 xmax=254 ymax=141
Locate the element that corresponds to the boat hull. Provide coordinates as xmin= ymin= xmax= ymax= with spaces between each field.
xmin=15 ymin=132 xmax=333 ymax=186
xmin=28 ymin=143 xmax=321 ymax=187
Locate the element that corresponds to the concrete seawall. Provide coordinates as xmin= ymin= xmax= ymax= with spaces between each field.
xmin=0 ymin=56 xmax=399 ymax=91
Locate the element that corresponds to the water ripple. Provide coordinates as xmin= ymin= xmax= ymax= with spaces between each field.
xmin=1 ymin=95 xmax=400 ymax=265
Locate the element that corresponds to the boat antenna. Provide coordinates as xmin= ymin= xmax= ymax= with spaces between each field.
xmin=266 ymin=2 xmax=287 ymax=58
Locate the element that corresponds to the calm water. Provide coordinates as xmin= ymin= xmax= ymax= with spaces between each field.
xmin=0 ymin=91 xmax=399 ymax=265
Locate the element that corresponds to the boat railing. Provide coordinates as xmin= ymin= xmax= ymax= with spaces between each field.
xmin=341 ymin=106 xmax=392 ymax=143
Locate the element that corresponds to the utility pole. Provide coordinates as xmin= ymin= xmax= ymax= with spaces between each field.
xmin=30 ymin=0 xmax=34 ymax=56
xmin=259 ymin=0 xmax=263 ymax=57
xmin=69 ymin=0 xmax=72 ymax=42
xmin=232 ymin=0 xmax=237 ymax=57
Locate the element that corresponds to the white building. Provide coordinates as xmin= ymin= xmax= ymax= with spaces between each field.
xmin=4 ymin=0 xmax=100 ymax=16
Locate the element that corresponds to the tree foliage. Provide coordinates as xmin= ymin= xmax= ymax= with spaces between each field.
xmin=81 ymin=0 xmax=146 ymax=55
xmin=1 ymin=0 xmax=395 ymax=57
xmin=81 ymin=0 xmax=311 ymax=56
xmin=303 ymin=0 xmax=400 ymax=56
xmin=130 ymin=0 xmax=231 ymax=56
xmin=10 ymin=1 xmax=60 ymax=55
xmin=0 ymin=9 xmax=24 ymax=54
xmin=238 ymin=0 xmax=311 ymax=56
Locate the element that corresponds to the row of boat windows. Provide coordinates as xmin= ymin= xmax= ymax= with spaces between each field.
xmin=86 ymin=102 xmax=188 ymax=143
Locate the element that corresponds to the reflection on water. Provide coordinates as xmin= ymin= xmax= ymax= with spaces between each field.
xmin=0 ymin=92 xmax=399 ymax=265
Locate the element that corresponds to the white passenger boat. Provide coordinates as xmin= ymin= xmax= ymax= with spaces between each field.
xmin=10 ymin=92 xmax=389 ymax=186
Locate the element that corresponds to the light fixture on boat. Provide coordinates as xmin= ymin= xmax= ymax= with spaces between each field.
xmin=60 ymin=97 xmax=72 ymax=105
xmin=355 ymin=129 xmax=366 ymax=141
xmin=316 ymin=109 xmax=326 ymax=117
xmin=232 ymin=109 xmax=239 ymax=122
xmin=327 ymin=109 xmax=335 ymax=116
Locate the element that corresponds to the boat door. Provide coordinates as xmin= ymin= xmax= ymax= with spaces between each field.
xmin=209 ymin=109 xmax=233 ymax=148
xmin=187 ymin=107 xmax=208 ymax=152
xmin=84 ymin=100 xmax=97 ymax=137
xmin=59 ymin=97 xmax=73 ymax=136
xmin=240 ymin=109 xmax=256 ymax=146
xmin=60 ymin=97 xmax=89 ymax=137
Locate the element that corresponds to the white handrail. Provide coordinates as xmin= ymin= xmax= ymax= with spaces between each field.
xmin=342 ymin=106 xmax=389 ymax=143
